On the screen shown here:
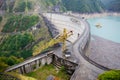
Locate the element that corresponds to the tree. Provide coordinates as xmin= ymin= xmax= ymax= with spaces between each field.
xmin=98 ymin=70 xmax=120 ymax=80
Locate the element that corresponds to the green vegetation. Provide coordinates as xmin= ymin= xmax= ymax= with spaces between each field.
xmin=0 ymin=0 xmax=105 ymax=13
xmin=101 ymin=0 xmax=120 ymax=12
xmin=2 ymin=15 xmax=39 ymax=32
xmin=98 ymin=70 xmax=120 ymax=80
xmin=1 ymin=0 xmax=33 ymax=13
xmin=0 ymin=33 xmax=34 ymax=71
xmin=0 ymin=56 xmax=23 ymax=72
xmin=33 ymin=0 xmax=105 ymax=13
xmin=2 ymin=0 xmax=120 ymax=13
xmin=0 ymin=57 xmax=9 ymax=72
xmin=6 ymin=0 xmax=15 ymax=13
xmin=108 ymin=0 xmax=120 ymax=12
xmin=6 ymin=72 xmax=37 ymax=80
xmin=15 ymin=1 xmax=26 ymax=12
xmin=0 ymin=13 xmax=52 ymax=71
xmin=38 ymin=0 xmax=65 ymax=12
xmin=26 ymin=64 xmax=70 ymax=80
xmin=38 ymin=0 xmax=105 ymax=13
xmin=14 ymin=0 xmax=32 ymax=12
xmin=27 ymin=1 xmax=32 ymax=10
xmin=32 ymin=16 xmax=52 ymax=56
xmin=0 ymin=33 xmax=34 ymax=58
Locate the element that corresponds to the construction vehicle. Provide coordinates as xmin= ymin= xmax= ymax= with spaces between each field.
xmin=33 ymin=28 xmax=73 ymax=56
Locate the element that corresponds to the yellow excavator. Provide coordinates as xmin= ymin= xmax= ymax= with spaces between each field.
xmin=33 ymin=28 xmax=73 ymax=56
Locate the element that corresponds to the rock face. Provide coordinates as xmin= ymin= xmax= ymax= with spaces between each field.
xmin=0 ymin=0 xmax=6 ymax=10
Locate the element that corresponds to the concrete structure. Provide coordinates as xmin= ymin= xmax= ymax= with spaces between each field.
xmin=5 ymin=52 xmax=53 ymax=73
xmin=5 ymin=52 xmax=78 ymax=75
xmin=5 ymin=13 xmax=111 ymax=80
xmin=44 ymin=13 xmax=110 ymax=80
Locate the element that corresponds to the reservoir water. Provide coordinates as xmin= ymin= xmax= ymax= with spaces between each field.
xmin=87 ymin=16 xmax=120 ymax=43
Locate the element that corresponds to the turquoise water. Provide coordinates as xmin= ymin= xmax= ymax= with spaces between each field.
xmin=88 ymin=16 xmax=120 ymax=43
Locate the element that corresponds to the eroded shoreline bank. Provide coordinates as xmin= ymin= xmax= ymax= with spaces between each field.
xmin=70 ymin=12 xmax=120 ymax=19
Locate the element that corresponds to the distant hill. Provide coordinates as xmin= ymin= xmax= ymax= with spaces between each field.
xmin=37 ymin=0 xmax=105 ymax=13
xmin=39 ymin=0 xmax=105 ymax=13
xmin=0 ymin=0 xmax=38 ymax=13
xmin=108 ymin=0 xmax=120 ymax=12
xmin=0 ymin=0 xmax=105 ymax=13
xmin=101 ymin=0 xmax=120 ymax=12
xmin=61 ymin=0 xmax=105 ymax=13
xmin=1 ymin=0 xmax=120 ymax=13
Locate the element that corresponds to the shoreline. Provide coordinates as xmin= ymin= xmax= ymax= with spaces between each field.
xmin=88 ymin=35 xmax=120 ymax=69
xmin=70 ymin=12 xmax=120 ymax=18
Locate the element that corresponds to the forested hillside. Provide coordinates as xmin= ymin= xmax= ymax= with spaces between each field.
xmin=0 ymin=33 xmax=33 ymax=71
xmin=2 ymin=15 xmax=39 ymax=32
xmin=1 ymin=0 xmax=120 ymax=13
xmin=108 ymin=0 xmax=120 ymax=12
xmin=0 ymin=0 xmax=105 ymax=13
xmin=101 ymin=0 xmax=120 ymax=12
xmin=39 ymin=0 xmax=105 ymax=13
xmin=61 ymin=0 xmax=104 ymax=13
xmin=0 ymin=0 xmax=52 ymax=72
xmin=0 ymin=14 xmax=52 ymax=71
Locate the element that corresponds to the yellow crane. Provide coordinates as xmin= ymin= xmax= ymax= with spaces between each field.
xmin=33 ymin=28 xmax=73 ymax=56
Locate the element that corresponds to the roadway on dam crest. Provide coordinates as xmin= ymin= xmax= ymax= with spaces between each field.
xmin=44 ymin=13 xmax=104 ymax=80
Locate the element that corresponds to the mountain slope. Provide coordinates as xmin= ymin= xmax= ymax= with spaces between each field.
xmin=61 ymin=0 xmax=104 ymax=13
xmin=108 ymin=0 xmax=120 ymax=12
xmin=101 ymin=0 xmax=120 ymax=12
xmin=38 ymin=0 xmax=105 ymax=13
xmin=0 ymin=0 xmax=105 ymax=13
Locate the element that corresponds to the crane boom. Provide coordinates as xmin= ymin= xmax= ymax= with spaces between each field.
xmin=33 ymin=28 xmax=73 ymax=56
